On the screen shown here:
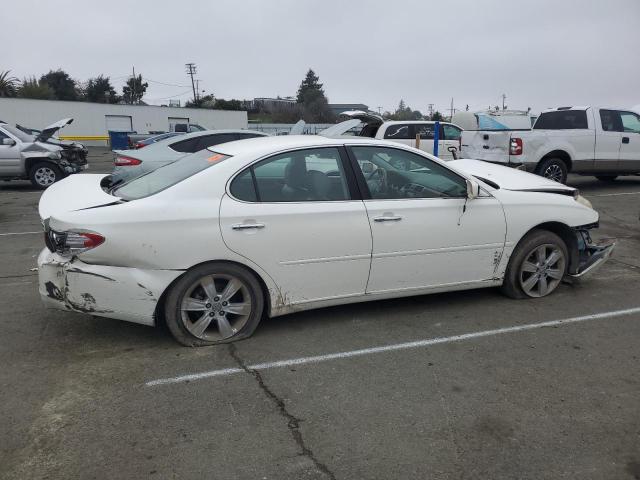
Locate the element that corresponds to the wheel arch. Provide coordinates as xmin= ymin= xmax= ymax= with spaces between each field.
xmin=514 ymin=221 xmax=579 ymax=274
xmin=538 ymin=150 xmax=572 ymax=172
xmin=25 ymin=157 xmax=60 ymax=174
xmin=153 ymin=259 xmax=273 ymax=328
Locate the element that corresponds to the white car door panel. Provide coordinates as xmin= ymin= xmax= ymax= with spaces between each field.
xmin=348 ymin=145 xmax=506 ymax=294
xmin=618 ymin=111 xmax=640 ymax=171
xmin=595 ymin=109 xmax=622 ymax=171
xmin=219 ymin=147 xmax=373 ymax=306
xmin=364 ymin=198 xmax=506 ymax=293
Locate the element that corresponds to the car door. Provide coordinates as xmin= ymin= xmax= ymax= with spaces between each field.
xmin=219 ymin=146 xmax=372 ymax=306
xmin=441 ymin=124 xmax=462 ymax=160
xmin=412 ymin=123 xmax=450 ymax=158
xmin=347 ymin=145 xmax=506 ymax=294
xmin=0 ymin=129 xmax=22 ymax=176
xmin=618 ymin=110 xmax=640 ymax=172
xmin=595 ymin=109 xmax=622 ymax=171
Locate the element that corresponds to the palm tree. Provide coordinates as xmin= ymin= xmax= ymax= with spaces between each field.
xmin=0 ymin=70 xmax=19 ymax=97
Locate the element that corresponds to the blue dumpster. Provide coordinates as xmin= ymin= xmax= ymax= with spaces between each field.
xmin=108 ymin=131 xmax=132 ymax=150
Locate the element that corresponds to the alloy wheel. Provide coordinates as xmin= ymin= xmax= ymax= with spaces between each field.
xmin=180 ymin=274 xmax=252 ymax=341
xmin=543 ymin=164 xmax=564 ymax=183
xmin=34 ymin=167 xmax=57 ymax=186
xmin=519 ymin=243 xmax=566 ymax=297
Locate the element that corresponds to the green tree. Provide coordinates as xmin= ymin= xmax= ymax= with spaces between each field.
xmin=86 ymin=75 xmax=118 ymax=103
xmin=296 ymin=69 xmax=324 ymax=103
xmin=17 ymin=77 xmax=55 ymax=100
xmin=0 ymin=70 xmax=19 ymax=97
xmin=122 ymin=74 xmax=148 ymax=104
xmin=40 ymin=69 xmax=78 ymax=100
xmin=431 ymin=111 xmax=444 ymax=121
xmin=388 ymin=99 xmax=423 ymax=121
xmin=295 ymin=69 xmax=334 ymax=123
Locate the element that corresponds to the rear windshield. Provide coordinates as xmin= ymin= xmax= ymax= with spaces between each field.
xmin=114 ymin=149 xmax=230 ymax=200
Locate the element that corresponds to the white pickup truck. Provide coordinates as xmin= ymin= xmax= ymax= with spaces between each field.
xmin=461 ymin=106 xmax=640 ymax=184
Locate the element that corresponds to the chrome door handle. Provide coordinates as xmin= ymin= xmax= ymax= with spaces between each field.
xmin=373 ymin=216 xmax=402 ymax=222
xmin=231 ymin=223 xmax=265 ymax=230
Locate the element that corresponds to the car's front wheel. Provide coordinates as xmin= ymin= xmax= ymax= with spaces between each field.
xmin=29 ymin=162 xmax=62 ymax=189
xmin=501 ymin=230 xmax=568 ymax=299
xmin=164 ymin=262 xmax=264 ymax=346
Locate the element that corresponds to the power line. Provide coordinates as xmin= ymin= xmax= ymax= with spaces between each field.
xmin=144 ymin=77 xmax=191 ymax=88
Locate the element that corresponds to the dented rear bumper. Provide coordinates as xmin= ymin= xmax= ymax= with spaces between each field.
xmin=37 ymin=249 xmax=184 ymax=326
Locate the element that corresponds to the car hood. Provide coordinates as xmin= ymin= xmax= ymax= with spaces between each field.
xmin=36 ymin=118 xmax=74 ymax=142
xmin=39 ymin=174 xmax=118 ymax=220
xmin=450 ymin=159 xmax=576 ymax=194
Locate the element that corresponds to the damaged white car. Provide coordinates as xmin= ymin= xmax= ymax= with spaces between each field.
xmin=38 ymin=136 xmax=614 ymax=346
xmin=0 ymin=118 xmax=88 ymax=188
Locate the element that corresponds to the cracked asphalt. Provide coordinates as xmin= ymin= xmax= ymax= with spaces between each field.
xmin=1 ymin=148 xmax=639 ymax=479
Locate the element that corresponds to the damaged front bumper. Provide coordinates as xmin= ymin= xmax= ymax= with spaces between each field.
xmin=37 ymin=249 xmax=183 ymax=326
xmin=567 ymin=227 xmax=616 ymax=279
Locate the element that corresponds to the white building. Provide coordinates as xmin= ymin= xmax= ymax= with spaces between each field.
xmin=0 ymin=98 xmax=248 ymax=145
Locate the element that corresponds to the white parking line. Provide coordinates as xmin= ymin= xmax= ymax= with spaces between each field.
xmin=146 ymin=306 xmax=640 ymax=387
xmin=0 ymin=231 xmax=41 ymax=236
xmin=590 ymin=191 xmax=640 ymax=197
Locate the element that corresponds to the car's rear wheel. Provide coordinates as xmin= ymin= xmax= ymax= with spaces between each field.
xmin=501 ymin=230 xmax=568 ymax=299
xmin=29 ymin=162 xmax=62 ymax=189
xmin=165 ymin=262 xmax=264 ymax=346
xmin=595 ymin=175 xmax=618 ymax=182
xmin=536 ymin=158 xmax=568 ymax=184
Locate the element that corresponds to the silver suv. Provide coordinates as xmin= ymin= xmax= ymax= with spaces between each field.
xmin=0 ymin=118 xmax=88 ymax=189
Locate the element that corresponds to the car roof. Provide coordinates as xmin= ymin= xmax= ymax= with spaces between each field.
xmin=209 ymin=134 xmax=420 ymax=158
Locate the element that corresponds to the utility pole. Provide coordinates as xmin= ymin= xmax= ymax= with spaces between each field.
xmin=195 ymin=79 xmax=202 ymax=103
xmin=377 ymin=106 xmax=382 ymax=114
xmin=185 ymin=63 xmax=198 ymax=105
xmin=428 ymin=103 xmax=434 ymax=118
xmin=502 ymin=93 xmax=507 ymax=110
xmin=449 ymin=98 xmax=454 ymax=120
xmin=131 ymin=66 xmax=136 ymax=105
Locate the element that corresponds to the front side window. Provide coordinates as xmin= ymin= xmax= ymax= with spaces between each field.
xmin=442 ymin=124 xmax=462 ymax=140
xmin=230 ymin=147 xmax=350 ymax=202
xmin=384 ymin=124 xmax=411 ymax=139
xmin=534 ymin=110 xmax=588 ymax=130
xmin=350 ymin=146 xmax=467 ymax=199
xmin=620 ymin=111 xmax=640 ymax=134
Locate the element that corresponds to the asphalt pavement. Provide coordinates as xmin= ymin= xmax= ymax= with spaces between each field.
xmin=1 ymin=148 xmax=639 ymax=479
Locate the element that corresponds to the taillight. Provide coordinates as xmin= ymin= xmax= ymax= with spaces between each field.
xmin=46 ymin=229 xmax=105 ymax=255
xmin=509 ymin=137 xmax=523 ymax=155
xmin=115 ymin=155 xmax=142 ymax=166
xmin=134 ymin=142 xmax=145 ymax=149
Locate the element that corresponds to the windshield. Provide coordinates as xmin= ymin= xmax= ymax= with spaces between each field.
xmin=2 ymin=125 xmax=34 ymax=142
xmin=114 ymin=150 xmax=231 ymax=200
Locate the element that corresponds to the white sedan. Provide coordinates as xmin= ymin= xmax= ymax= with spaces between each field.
xmin=37 ymin=136 xmax=614 ymax=346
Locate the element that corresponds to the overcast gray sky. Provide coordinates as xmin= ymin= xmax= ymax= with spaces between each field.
xmin=3 ymin=0 xmax=639 ymax=114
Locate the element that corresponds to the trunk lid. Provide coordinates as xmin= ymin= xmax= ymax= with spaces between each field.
xmin=35 ymin=118 xmax=74 ymax=142
xmin=449 ymin=159 xmax=576 ymax=193
xmin=39 ymin=174 xmax=119 ymax=220
xmin=460 ymin=130 xmax=513 ymax=163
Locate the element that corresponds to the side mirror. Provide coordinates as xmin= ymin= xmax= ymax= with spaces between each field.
xmin=466 ymin=179 xmax=480 ymax=199
xmin=2 ymin=138 xmax=16 ymax=146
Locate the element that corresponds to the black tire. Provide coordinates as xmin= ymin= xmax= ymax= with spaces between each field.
xmin=29 ymin=162 xmax=63 ymax=189
xmin=501 ymin=229 xmax=568 ymax=299
xmin=535 ymin=157 xmax=568 ymax=184
xmin=164 ymin=262 xmax=264 ymax=346
xmin=595 ymin=175 xmax=618 ymax=182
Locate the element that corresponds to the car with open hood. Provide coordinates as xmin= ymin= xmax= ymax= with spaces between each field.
xmin=0 ymin=118 xmax=87 ymax=188
xmin=37 ymin=135 xmax=614 ymax=346
xmin=321 ymin=111 xmax=464 ymax=160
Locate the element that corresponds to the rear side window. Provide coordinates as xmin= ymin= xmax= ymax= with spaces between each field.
xmin=229 ymin=147 xmax=350 ymax=202
xmin=534 ymin=110 xmax=588 ymax=130
xmin=600 ymin=109 xmax=623 ymax=132
xmin=384 ymin=124 xmax=412 ymax=139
